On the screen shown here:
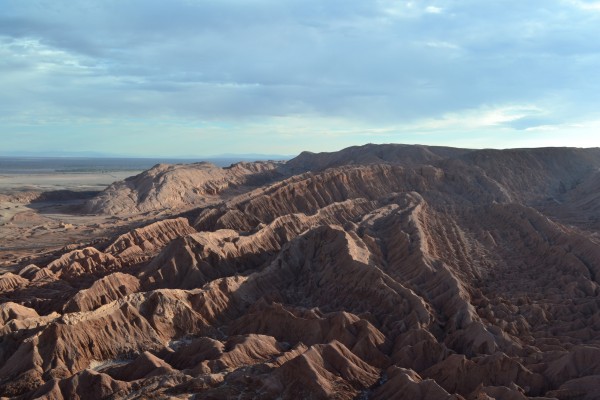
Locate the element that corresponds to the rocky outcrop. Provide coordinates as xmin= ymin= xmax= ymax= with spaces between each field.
xmin=142 ymin=198 xmax=378 ymax=289
xmin=371 ymin=367 xmax=455 ymax=400
xmin=0 ymin=273 xmax=28 ymax=292
xmin=63 ymin=272 xmax=141 ymax=312
xmin=194 ymin=164 xmax=453 ymax=232
xmin=0 ymin=289 xmax=221 ymax=395
xmin=17 ymin=265 xmax=40 ymax=280
xmin=104 ymin=351 xmax=176 ymax=381
xmin=283 ymin=143 xmax=471 ymax=174
xmin=105 ymin=217 xmax=196 ymax=263
xmin=20 ymin=369 xmax=132 ymax=400
xmin=44 ymin=247 xmax=122 ymax=280
xmin=83 ymin=161 xmax=282 ymax=214
xmin=547 ymin=375 xmax=600 ymax=400
xmin=0 ymin=302 xmax=39 ymax=326
xmin=229 ymin=302 xmax=391 ymax=368
xmin=261 ymin=340 xmax=381 ymax=399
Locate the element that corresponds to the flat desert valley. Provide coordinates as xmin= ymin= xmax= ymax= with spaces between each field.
xmin=0 ymin=169 xmax=145 ymax=268
xmin=2 ymin=144 xmax=600 ymax=399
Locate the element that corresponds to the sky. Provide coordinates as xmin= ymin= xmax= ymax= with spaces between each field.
xmin=1 ymin=0 xmax=600 ymax=157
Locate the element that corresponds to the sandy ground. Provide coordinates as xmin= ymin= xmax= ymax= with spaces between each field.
xmin=0 ymin=171 xmax=139 ymax=193
xmin=0 ymin=171 xmax=145 ymax=272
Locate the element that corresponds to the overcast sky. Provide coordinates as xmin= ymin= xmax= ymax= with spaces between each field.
xmin=2 ymin=0 xmax=600 ymax=156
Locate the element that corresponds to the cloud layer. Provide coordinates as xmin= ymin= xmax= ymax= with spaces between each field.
xmin=2 ymin=0 xmax=600 ymax=155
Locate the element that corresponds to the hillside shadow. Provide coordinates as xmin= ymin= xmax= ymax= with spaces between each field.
xmin=27 ymin=190 xmax=100 ymax=215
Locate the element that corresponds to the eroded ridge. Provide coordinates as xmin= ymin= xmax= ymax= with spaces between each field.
xmin=2 ymin=144 xmax=600 ymax=399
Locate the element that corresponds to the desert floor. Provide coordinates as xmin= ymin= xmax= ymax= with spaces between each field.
xmin=0 ymin=171 xmax=143 ymax=272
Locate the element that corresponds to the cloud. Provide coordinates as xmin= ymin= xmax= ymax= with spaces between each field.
xmin=425 ymin=6 xmax=443 ymax=13
xmin=566 ymin=0 xmax=600 ymax=11
xmin=1 ymin=0 xmax=600 ymax=155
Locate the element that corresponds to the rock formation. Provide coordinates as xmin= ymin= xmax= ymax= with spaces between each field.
xmin=83 ymin=161 xmax=283 ymax=215
xmin=2 ymin=144 xmax=600 ymax=399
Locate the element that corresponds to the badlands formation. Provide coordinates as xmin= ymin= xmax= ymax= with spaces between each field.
xmin=2 ymin=144 xmax=600 ymax=399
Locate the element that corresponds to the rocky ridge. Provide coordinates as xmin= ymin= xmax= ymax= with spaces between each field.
xmin=2 ymin=144 xmax=600 ymax=399
xmin=84 ymin=160 xmax=283 ymax=215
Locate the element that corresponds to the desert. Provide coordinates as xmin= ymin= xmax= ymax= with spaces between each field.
xmin=4 ymin=0 xmax=600 ymax=397
xmin=1 ymin=144 xmax=600 ymax=399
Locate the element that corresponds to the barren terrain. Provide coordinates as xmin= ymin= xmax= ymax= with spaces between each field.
xmin=2 ymin=144 xmax=600 ymax=399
